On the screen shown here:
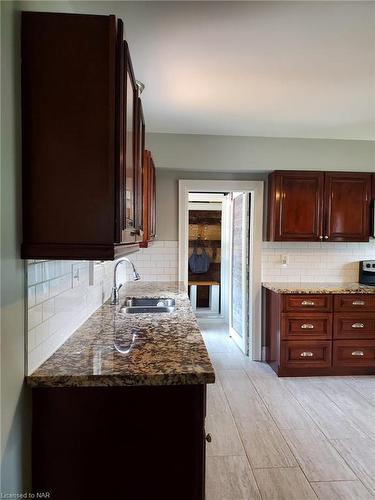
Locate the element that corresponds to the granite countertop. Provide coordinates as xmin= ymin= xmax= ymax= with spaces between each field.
xmin=262 ymin=282 xmax=375 ymax=294
xmin=27 ymin=282 xmax=215 ymax=388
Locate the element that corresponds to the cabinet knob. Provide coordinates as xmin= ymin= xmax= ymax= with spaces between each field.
xmin=301 ymin=300 xmax=315 ymax=306
xmin=319 ymin=236 xmax=323 ymax=240
xmin=301 ymin=324 xmax=314 ymax=329
xmin=205 ymin=433 xmax=212 ymax=443
xmin=352 ymin=301 xmax=365 ymax=306
xmin=324 ymin=236 xmax=329 ymax=239
xmin=351 ymin=351 xmax=364 ymax=356
xmin=352 ymin=323 xmax=364 ymax=329
xmin=300 ymin=351 xmax=314 ymax=357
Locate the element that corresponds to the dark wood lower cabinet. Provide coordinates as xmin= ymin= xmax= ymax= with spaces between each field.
xmin=32 ymin=385 xmax=206 ymax=500
xmin=265 ymin=288 xmax=375 ymax=376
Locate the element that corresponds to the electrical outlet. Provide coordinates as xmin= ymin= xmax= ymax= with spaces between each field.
xmin=281 ymin=255 xmax=289 ymax=266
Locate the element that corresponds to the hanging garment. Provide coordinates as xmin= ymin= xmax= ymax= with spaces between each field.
xmin=189 ymin=246 xmax=211 ymax=274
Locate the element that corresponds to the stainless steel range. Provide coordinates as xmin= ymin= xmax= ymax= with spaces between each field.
xmin=359 ymin=260 xmax=375 ymax=287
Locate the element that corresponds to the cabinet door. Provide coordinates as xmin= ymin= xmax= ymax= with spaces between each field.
xmin=149 ymin=154 xmax=157 ymax=239
xmin=115 ymin=19 xmax=125 ymax=243
xmin=135 ymin=97 xmax=145 ymax=242
xmin=141 ymin=150 xmax=156 ymax=245
xmin=324 ymin=172 xmax=371 ymax=242
xmin=268 ymin=171 xmax=324 ymax=241
xmin=121 ymin=42 xmax=137 ymax=244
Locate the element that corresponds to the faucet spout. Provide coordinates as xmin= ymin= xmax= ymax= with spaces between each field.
xmin=111 ymin=258 xmax=141 ymax=305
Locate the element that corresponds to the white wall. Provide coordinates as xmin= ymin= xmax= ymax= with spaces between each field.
xmin=155 ymin=169 xmax=266 ymax=240
xmin=147 ymin=132 xmax=375 ymax=172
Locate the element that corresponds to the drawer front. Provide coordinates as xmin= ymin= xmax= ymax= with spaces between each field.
xmin=281 ymin=313 xmax=332 ymax=340
xmin=283 ymin=295 xmax=332 ymax=313
xmin=334 ymin=294 xmax=375 ymax=312
xmin=333 ymin=340 xmax=375 ymax=368
xmin=281 ymin=341 xmax=332 ymax=369
xmin=333 ymin=313 xmax=375 ymax=339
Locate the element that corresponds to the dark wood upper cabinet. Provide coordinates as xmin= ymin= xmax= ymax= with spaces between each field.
xmin=135 ymin=98 xmax=145 ymax=238
xmin=21 ymin=12 xmax=147 ymax=260
xmin=140 ymin=150 xmax=156 ymax=247
xmin=324 ymin=172 xmax=371 ymax=242
xmin=121 ymin=42 xmax=142 ymax=244
xmin=267 ymin=171 xmax=324 ymax=241
xmin=267 ymin=170 xmax=372 ymax=242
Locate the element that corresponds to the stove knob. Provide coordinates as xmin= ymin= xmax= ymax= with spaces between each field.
xmin=366 ymin=263 xmax=371 ymax=268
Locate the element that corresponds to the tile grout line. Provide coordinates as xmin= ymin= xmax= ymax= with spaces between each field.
xmin=213 ymin=368 xmax=266 ymax=500
xmin=240 ymin=369 xmax=320 ymax=499
xmin=251 ymin=375 xmax=375 ymax=497
xmin=203 ymin=324 xmax=375 ymax=499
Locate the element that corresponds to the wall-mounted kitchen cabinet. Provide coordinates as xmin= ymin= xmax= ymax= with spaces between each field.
xmin=140 ymin=150 xmax=156 ymax=247
xmin=267 ymin=171 xmax=372 ymax=242
xmin=21 ymin=12 xmax=145 ymax=260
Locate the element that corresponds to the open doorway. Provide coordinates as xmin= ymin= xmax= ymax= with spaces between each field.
xmin=188 ymin=193 xmax=224 ymax=318
xmin=179 ymin=180 xmax=264 ymax=360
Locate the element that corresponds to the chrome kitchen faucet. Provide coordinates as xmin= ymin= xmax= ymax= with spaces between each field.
xmin=111 ymin=258 xmax=141 ymax=305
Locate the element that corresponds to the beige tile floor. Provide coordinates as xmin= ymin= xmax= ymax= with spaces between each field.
xmin=201 ymin=319 xmax=375 ymax=500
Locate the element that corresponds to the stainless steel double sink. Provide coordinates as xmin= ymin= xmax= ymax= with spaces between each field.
xmin=121 ymin=297 xmax=176 ymax=314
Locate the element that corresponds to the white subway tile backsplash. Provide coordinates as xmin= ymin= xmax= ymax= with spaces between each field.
xmin=28 ymin=304 xmax=43 ymax=330
xmin=42 ymin=298 xmax=55 ymax=320
xmin=43 ymin=261 xmax=56 ymax=281
xmin=28 ymin=262 xmax=44 ymax=286
xmin=262 ymin=240 xmax=375 ymax=283
xmin=26 ymin=259 xmax=115 ymax=375
xmin=28 ymin=286 xmax=36 ymax=308
xmin=32 ymin=321 xmax=50 ymax=347
xmin=35 ymin=282 xmax=49 ymax=304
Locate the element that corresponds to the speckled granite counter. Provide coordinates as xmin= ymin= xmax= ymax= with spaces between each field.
xmin=262 ymin=282 xmax=375 ymax=294
xmin=27 ymin=282 xmax=215 ymax=388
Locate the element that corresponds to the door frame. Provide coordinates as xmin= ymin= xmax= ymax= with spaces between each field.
xmin=178 ymin=180 xmax=264 ymax=361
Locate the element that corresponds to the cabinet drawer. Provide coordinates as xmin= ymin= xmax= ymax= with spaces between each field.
xmin=334 ymin=295 xmax=375 ymax=312
xmin=281 ymin=341 xmax=332 ymax=369
xmin=333 ymin=313 xmax=375 ymax=339
xmin=283 ymin=295 xmax=332 ymax=312
xmin=281 ymin=313 xmax=332 ymax=340
xmin=333 ymin=340 xmax=375 ymax=368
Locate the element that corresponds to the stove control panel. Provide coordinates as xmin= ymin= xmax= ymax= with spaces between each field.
xmin=362 ymin=260 xmax=375 ymax=272
xmin=359 ymin=260 xmax=375 ymax=286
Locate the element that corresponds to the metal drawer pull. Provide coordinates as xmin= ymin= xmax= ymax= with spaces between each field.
xmin=352 ymin=323 xmax=364 ymax=329
xmin=351 ymin=351 xmax=364 ymax=356
xmin=301 ymin=300 xmax=315 ymax=306
xmin=301 ymin=324 xmax=314 ymax=329
xmin=300 ymin=351 xmax=314 ymax=357
xmin=352 ymin=301 xmax=365 ymax=306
